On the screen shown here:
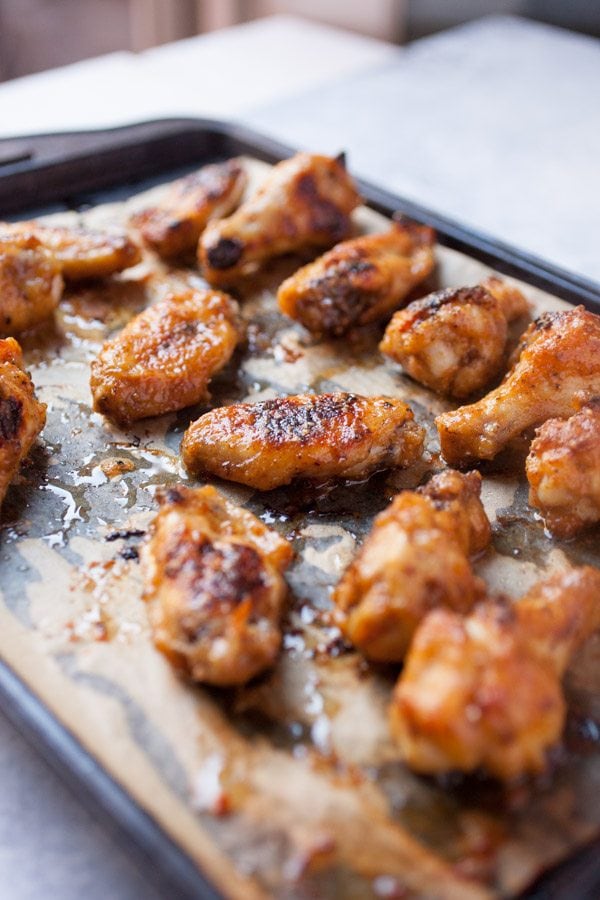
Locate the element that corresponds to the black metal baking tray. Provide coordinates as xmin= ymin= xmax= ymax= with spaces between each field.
xmin=0 ymin=117 xmax=598 ymax=900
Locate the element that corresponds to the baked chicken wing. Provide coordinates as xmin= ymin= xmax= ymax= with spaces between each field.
xmin=277 ymin=219 xmax=436 ymax=337
xmin=90 ymin=285 xmax=241 ymax=427
xmin=141 ymin=484 xmax=293 ymax=685
xmin=181 ymin=393 xmax=424 ymax=491
xmin=436 ymin=306 xmax=600 ymax=466
xmin=0 ymin=337 xmax=46 ymax=506
xmin=198 ymin=152 xmax=361 ymax=285
xmin=2 ymin=221 xmax=141 ymax=280
xmin=390 ymin=566 xmax=600 ymax=780
xmin=0 ymin=233 xmax=63 ymax=335
xmin=526 ymin=402 xmax=600 ymax=538
xmin=380 ymin=277 xmax=529 ymax=398
xmin=130 ymin=158 xmax=247 ymax=259
xmin=333 ymin=470 xmax=490 ymax=661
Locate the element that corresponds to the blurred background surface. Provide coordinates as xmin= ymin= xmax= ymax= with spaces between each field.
xmin=0 ymin=0 xmax=598 ymax=81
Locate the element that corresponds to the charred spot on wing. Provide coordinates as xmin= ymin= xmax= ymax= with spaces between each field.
xmin=295 ymin=174 xmax=349 ymax=240
xmin=206 ymin=237 xmax=244 ymax=270
xmin=391 ymin=212 xmax=436 ymax=246
xmin=0 ymin=395 xmax=22 ymax=440
xmin=157 ymin=485 xmax=190 ymax=507
xmin=181 ymin=541 xmax=266 ymax=625
xmin=335 ymin=151 xmax=347 ymax=169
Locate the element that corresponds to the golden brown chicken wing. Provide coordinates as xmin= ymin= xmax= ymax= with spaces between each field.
xmin=0 ymin=337 xmax=46 ymax=506
xmin=0 ymin=233 xmax=63 ymax=335
xmin=198 ymin=152 xmax=361 ymax=285
xmin=380 ymin=277 xmax=529 ymax=398
xmin=2 ymin=221 xmax=141 ymax=280
xmin=333 ymin=469 xmax=490 ymax=661
xmin=526 ymin=402 xmax=600 ymax=538
xmin=90 ymin=285 xmax=241 ymax=427
xmin=181 ymin=393 xmax=424 ymax=491
xmin=436 ymin=306 xmax=600 ymax=466
xmin=130 ymin=158 xmax=247 ymax=259
xmin=277 ymin=219 xmax=436 ymax=337
xmin=141 ymin=484 xmax=293 ymax=685
xmin=390 ymin=566 xmax=600 ymax=781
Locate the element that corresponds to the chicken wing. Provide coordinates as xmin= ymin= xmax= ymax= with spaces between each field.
xmin=436 ymin=306 xmax=600 ymax=466
xmin=0 ymin=337 xmax=46 ymax=506
xmin=141 ymin=484 xmax=293 ymax=685
xmin=526 ymin=402 xmax=600 ymax=538
xmin=390 ymin=566 xmax=600 ymax=781
xmin=0 ymin=233 xmax=63 ymax=335
xmin=333 ymin=470 xmax=490 ymax=661
xmin=198 ymin=152 xmax=361 ymax=285
xmin=380 ymin=277 xmax=529 ymax=398
xmin=2 ymin=221 xmax=141 ymax=280
xmin=130 ymin=158 xmax=247 ymax=259
xmin=90 ymin=285 xmax=241 ymax=427
xmin=181 ymin=393 xmax=424 ymax=491
xmin=277 ymin=219 xmax=435 ymax=337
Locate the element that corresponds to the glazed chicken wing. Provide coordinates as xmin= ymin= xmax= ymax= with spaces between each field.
xmin=198 ymin=152 xmax=361 ymax=285
xmin=2 ymin=221 xmax=141 ymax=280
xmin=333 ymin=470 xmax=491 ymax=661
xmin=0 ymin=233 xmax=63 ymax=335
xmin=0 ymin=337 xmax=46 ymax=506
xmin=130 ymin=158 xmax=246 ymax=259
xmin=90 ymin=285 xmax=241 ymax=427
xmin=181 ymin=393 xmax=424 ymax=491
xmin=277 ymin=219 xmax=436 ymax=337
xmin=390 ymin=566 xmax=600 ymax=780
xmin=380 ymin=277 xmax=529 ymax=398
xmin=526 ymin=402 xmax=600 ymax=538
xmin=436 ymin=306 xmax=600 ymax=466
xmin=142 ymin=484 xmax=293 ymax=685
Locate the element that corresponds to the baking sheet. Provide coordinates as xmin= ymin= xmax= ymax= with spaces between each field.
xmin=1 ymin=157 xmax=599 ymax=899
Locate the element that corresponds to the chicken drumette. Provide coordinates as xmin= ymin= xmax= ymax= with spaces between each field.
xmin=141 ymin=484 xmax=293 ymax=685
xmin=90 ymin=284 xmax=241 ymax=427
xmin=390 ymin=566 xmax=600 ymax=781
xmin=380 ymin=276 xmax=529 ymax=398
xmin=198 ymin=152 xmax=361 ymax=285
xmin=130 ymin=158 xmax=247 ymax=259
xmin=0 ymin=337 xmax=46 ymax=507
xmin=0 ymin=233 xmax=63 ymax=335
xmin=181 ymin=393 xmax=424 ymax=491
xmin=277 ymin=219 xmax=436 ymax=337
xmin=333 ymin=469 xmax=490 ymax=661
xmin=436 ymin=306 xmax=600 ymax=466
xmin=526 ymin=402 xmax=600 ymax=538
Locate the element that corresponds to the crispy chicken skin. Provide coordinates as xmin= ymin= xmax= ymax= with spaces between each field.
xmin=130 ymin=159 xmax=247 ymax=259
xmin=390 ymin=566 xmax=600 ymax=781
xmin=436 ymin=306 xmax=600 ymax=466
xmin=277 ymin=219 xmax=436 ymax=337
xmin=380 ymin=277 xmax=529 ymax=398
xmin=526 ymin=402 xmax=600 ymax=538
xmin=333 ymin=470 xmax=491 ymax=661
xmin=90 ymin=286 xmax=241 ymax=427
xmin=2 ymin=222 xmax=141 ymax=280
xmin=0 ymin=233 xmax=63 ymax=335
xmin=198 ymin=152 xmax=361 ymax=285
xmin=181 ymin=393 xmax=425 ymax=491
xmin=0 ymin=337 xmax=46 ymax=506
xmin=141 ymin=484 xmax=293 ymax=685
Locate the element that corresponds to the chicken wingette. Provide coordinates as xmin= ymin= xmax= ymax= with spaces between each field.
xmin=0 ymin=233 xmax=63 ymax=335
xmin=90 ymin=285 xmax=241 ymax=427
xmin=277 ymin=219 xmax=435 ymax=337
xmin=141 ymin=484 xmax=293 ymax=685
xmin=181 ymin=393 xmax=424 ymax=490
xmin=333 ymin=470 xmax=491 ymax=661
xmin=526 ymin=402 xmax=600 ymax=538
xmin=198 ymin=152 xmax=361 ymax=285
xmin=130 ymin=158 xmax=246 ymax=259
xmin=390 ymin=566 xmax=600 ymax=781
xmin=436 ymin=306 xmax=600 ymax=466
xmin=380 ymin=277 xmax=529 ymax=398
xmin=0 ymin=337 xmax=46 ymax=507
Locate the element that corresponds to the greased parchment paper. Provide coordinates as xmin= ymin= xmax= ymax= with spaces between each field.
xmin=1 ymin=159 xmax=599 ymax=900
